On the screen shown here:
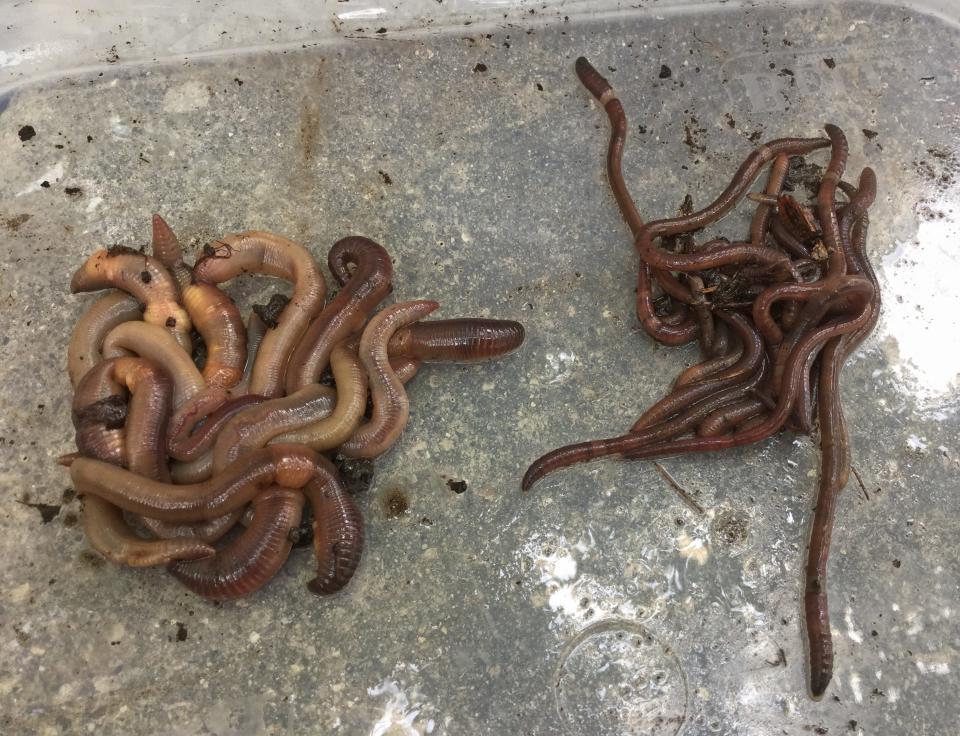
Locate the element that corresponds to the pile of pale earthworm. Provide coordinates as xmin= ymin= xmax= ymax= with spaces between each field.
xmin=62 ymin=219 xmax=524 ymax=600
xmin=523 ymin=58 xmax=880 ymax=699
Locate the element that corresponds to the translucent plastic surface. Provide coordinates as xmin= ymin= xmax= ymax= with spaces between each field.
xmin=1 ymin=2 xmax=958 ymax=734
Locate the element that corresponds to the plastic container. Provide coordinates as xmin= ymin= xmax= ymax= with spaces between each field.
xmin=2 ymin=2 xmax=958 ymax=733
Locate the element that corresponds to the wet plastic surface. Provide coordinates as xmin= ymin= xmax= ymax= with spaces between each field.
xmin=1 ymin=2 xmax=959 ymax=734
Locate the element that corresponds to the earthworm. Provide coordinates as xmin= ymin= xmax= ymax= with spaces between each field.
xmin=387 ymin=318 xmax=525 ymax=362
xmin=749 ymin=154 xmax=790 ymax=245
xmin=270 ymin=343 xmax=366 ymax=451
xmin=817 ymin=124 xmax=850 ymax=277
xmin=168 ymin=393 xmax=267 ymax=461
xmin=193 ymin=231 xmax=326 ymax=397
xmin=770 ymin=213 xmax=814 ymax=259
xmin=233 ymin=311 xmax=267 ymax=396
xmin=102 ymin=321 xmax=204 ymax=407
xmin=213 ymin=385 xmax=337 ymax=472
xmin=168 ymin=487 xmax=304 ymax=600
xmin=696 ymin=397 xmax=768 ymax=437
xmin=303 ymin=456 xmax=364 ymax=595
xmin=180 ymin=281 xmax=247 ymax=389
xmin=285 ymin=236 xmax=393 ymax=392
xmin=151 ymin=214 xmax=193 ymax=289
xmin=70 ymin=248 xmax=192 ymax=351
xmin=83 ymin=496 xmax=215 ymax=567
xmin=110 ymin=357 xmax=173 ymax=482
xmin=67 ymin=291 xmax=143 ymax=388
xmin=339 ymin=300 xmax=440 ymax=458
xmin=72 ymin=361 xmax=127 ymax=467
xmin=69 ymin=444 xmax=318 ymax=522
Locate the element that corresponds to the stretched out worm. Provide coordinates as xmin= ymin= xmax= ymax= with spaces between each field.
xmin=193 ymin=231 xmax=326 ymax=398
xmin=70 ymin=248 xmax=192 ymax=351
xmin=69 ymin=444 xmax=318 ymax=522
xmin=387 ymin=318 xmax=525 ymax=362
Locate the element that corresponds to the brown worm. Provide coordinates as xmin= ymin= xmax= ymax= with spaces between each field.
xmin=212 ymin=385 xmax=337 ymax=472
xmin=193 ymin=231 xmax=326 ymax=398
xmin=168 ymin=487 xmax=304 ymax=600
xmin=285 ymin=236 xmax=393 ymax=392
xmin=102 ymin=321 xmax=204 ymax=407
xmin=67 ymin=291 xmax=143 ymax=388
xmin=83 ymin=496 xmax=215 ymax=567
xmin=168 ymin=394 xmax=267 ymax=461
xmin=339 ymin=300 xmax=440 ymax=459
xmin=151 ymin=214 xmax=193 ymax=289
xmin=69 ymin=444 xmax=318 ymax=522
xmin=75 ymin=357 xmax=217 ymax=566
xmin=303 ymin=456 xmax=364 ymax=595
xmin=387 ymin=318 xmax=525 ymax=362
xmin=72 ymin=361 xmax=127 ymax=467
xmin=749 ymin=154 xmax=790 ymax=245
xmin=271 ymin=343 xmax=367 ymax=451
xmin=233 ymin=311 xmax=267 ymax=396
xmin=181 ymin=281 xmax=247 ymax=390
xmin=70 ymin=248 xmax=192 ymax=351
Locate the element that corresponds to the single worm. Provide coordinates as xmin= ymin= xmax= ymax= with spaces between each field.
xmin=817 ymin=124 xmax=850 ymax=278
xmin=83 ymin=496 xmax=215 ymax=567
xmin=151 ymin=214 xmax=193 ymax=289
xmin=67 ymin=291 xmax=143 ymax=388
xmin=70 ymin=248 xmax=192 ymax=351
xmin=193 ymin=231 xmax=326 ymax=398
xmin=110 ymin=357 xmax=173 ymax=482
xmin=102 ymin=321 xmax=205 ymax=407
xmin=181 ymin=281 xmax=247 ymax=389
xmin=387 ymin=318 xmax=525 ymax=362
xmin=339 ymin=300 xmax=440 ymax=459
xmin=168 ymin=487 xmax=304 ymax=600
xmin=233 ymin=312 xmax=268 ymax=396
xmin=285 ymin=236 xmax=393 ymax=392
xmin=72 ymin=361 xmax=127 ymax=467
xmin=749 ymin=154 xmax=790 ymax=245
xmin=696 ymin=397 xmax=767 ymax=437
xmin=213 ymin=385 xmax=337 ymax=472
xmin=70 ymin=444 xmax=318 ymax=522
xmin=168 ymin=393 xmax=267 ymax=461
xmin=303 ymin=456 xmax=364 ymax=595
xmin=270 ymin=343 xmax=366 ymax=451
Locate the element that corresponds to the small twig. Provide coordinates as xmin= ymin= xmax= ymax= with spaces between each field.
xmin=653 ymin=462 xmax=706 ymax=516
xmin=851 ymin=466 xmax=870 ymax=501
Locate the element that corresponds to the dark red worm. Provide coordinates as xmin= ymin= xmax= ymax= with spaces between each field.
xmin=387 ymin=318 xmax=525 ymax=362
xmin=168 ymin=487 xmax=304 ymax=600
xmin=303 ymin=455 xmax=364 ymax=595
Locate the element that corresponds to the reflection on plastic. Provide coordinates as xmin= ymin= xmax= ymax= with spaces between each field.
xmin=879 ymin=197 xmax=960 ymax=418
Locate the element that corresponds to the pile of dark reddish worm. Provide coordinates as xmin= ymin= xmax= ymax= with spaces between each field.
xmin=523 ymin=59 xmax=880 ymax=698
xmin=62 ymin=221 xmax=523 ymax=601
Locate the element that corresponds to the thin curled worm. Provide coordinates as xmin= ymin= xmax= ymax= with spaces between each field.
xmin=303 ymin=456 xmax=364 ymax=595
xmin=70 ymin=248 xmax=192 ymax=351
xmin=169 ymin=394 xmax=267 ymax=461
xmin=574 ymin=56 xmax=698 ymax=345
xmin=68 ymin=291 xmax=143 ymax=388
xmin=168 ymin=487 xmax=304 ymax=600
xmin=339 ymin=300 xmax=440 ymax=459
xmin=193 ymin=231 xmax=326 ymax=398
xmin=213 ymin=385 xmax=337 ymax=472
xmin=69 ymin=444 xmax=318 ymax=522
xmin=271 ymin=343 xmax=367 ymax=451
xmin=285 ymin=236 xmax=393 ymax=392
xmin=387 ymin=318 xmax=525 ymax=362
